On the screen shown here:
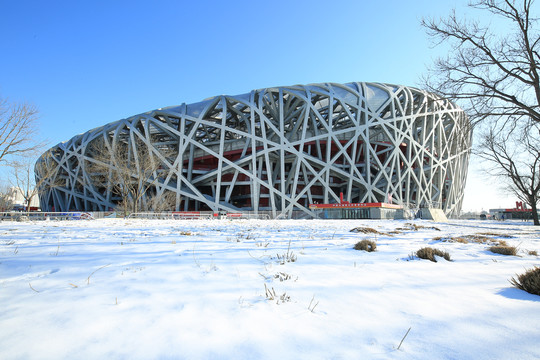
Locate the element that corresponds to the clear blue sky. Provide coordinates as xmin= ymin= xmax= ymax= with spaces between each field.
xmin=0 ymin=0 xmax=514 ymax=212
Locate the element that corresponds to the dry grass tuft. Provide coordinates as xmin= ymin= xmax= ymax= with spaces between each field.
xmin=489 ymin=245 xmax=517 ymax=256
xmin=476 ymin=232 xmax=514 ymax=238
xmin=528 ymin=250 xmax=538 ymax=256
xmin=435 ymin=236 xmax=469 ymax=243
xmin=434 ymin=234 xmax=508 ymax=246
xmin=510 ymin=267 xmax=540 ymax=296
xmin=466 ymin=234 xmax=490 ymax=243
xmin=350 ymin=227 xmax=381 ymax=234
xmin=415 ymin=247 xmax=451 ymax=262
xmin=398 ymin=223 xmax=440 ymax=232
xmin=354 ymin=239 xmax=377 ymax=252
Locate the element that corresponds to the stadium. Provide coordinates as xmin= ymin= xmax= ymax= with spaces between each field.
xmin=36 ymin=82 xmax=471 ymax=218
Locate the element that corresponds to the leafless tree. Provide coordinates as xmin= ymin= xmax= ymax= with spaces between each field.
xmin=12 ymin=151 xmax=61 ymax=213
xmin=0 ymin=97 xmax=42 ymax=164
xmin=423 ymin=1 xmax=540 ymax=223
xmin=146 ymin=191 xmax=177 ymax=212
xmin=0 ymin=184 xmax=15 ymax=211
xmin=86 ymin=135 xmax=174 ymax=216
xmin=422 ymin=0 xmax=540 ymax=127
xmin=476 ymin=124 xmax=540 ymax=224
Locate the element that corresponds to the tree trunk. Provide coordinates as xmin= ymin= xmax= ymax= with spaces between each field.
xmin=530 ymin=200 xmax=539 ymax=226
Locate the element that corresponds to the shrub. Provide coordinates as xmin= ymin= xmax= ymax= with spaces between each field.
xmin=405 ymin=223 xmax=440 ymax=231
xmin=354 ymin=239 xmax=377 ymax=252
xmin=415 ymin=247 xmax=451 ymax=262
xmin=466 ymin=234 xmax=490 ymax=243
xmin=510 ymin=267 xmax=540 ymax=296
xmin=435 ymin=236 xmax=469 ymax=243
xmin=350 ymin=227 xmax=380 ymax=234
xmin=476 ymin=232 xmax=514 ymax=238
xmin=489 ymin=245 xmax=517 ymax=256
xmin=435 ymin=234 xmax=507 ymax=246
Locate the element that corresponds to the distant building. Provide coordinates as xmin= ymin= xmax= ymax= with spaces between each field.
xmin=4 ymin=187 xmax=39 ymax=211
xmin=490 ymin=202 xmax=537 ymax=220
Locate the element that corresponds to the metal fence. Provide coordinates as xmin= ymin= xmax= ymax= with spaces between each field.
xmin=0 ymin=212 xmax=95 ymax=221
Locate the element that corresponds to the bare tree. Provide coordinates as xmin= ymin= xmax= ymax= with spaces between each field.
xmin=422 ymin=0 xmax=540 ymax=127
xmin=476 ymin=124 xmax=540 ymax=224
xmin=12 ymin=151 xmax=61 ymax=213
xmin=86 ymin=135 xmax=173 ymax=216
xmin=146 ymin=191 xmax=177 ymax=212
xmin=0 ymin=97 xmax=41 ymax=163
xmin=0 ymin=184 xmax=15 ymax=211
xmin=423 ymin=0 xmax=540 ymax=224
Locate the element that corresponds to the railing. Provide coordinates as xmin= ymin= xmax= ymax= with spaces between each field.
xmin=127 ymin=211 xmax=271 ymax=220
xmin=0 ymin=212 xmax=94 ymax=221
xmin=0 ymin=210 xmax=302 ymax=221
xmin=127 ymin=212 xmax=215 ymax=220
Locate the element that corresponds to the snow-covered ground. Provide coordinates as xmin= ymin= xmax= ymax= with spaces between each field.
xmin=1 ymin=218 xmax=539 ymax=359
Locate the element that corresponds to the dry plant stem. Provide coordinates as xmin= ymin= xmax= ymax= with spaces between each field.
xmin=87 ymin=264 xmax=111 ymax=285
xmin=287 ymin=238 xmax=292 ymax=258
xmin=258 ymin=272 xmax=270 ymax=280
xmin=247 ymin=249 xmax=270 ymax=264
xmin=29 ymin=283 xmax=40 ymax=293
xmin=397 ymin=327 xmax=411 ymax=350
xmin=308 ymin=295 xmax=319 ymax=313
xmin=264 ymin=283 xmax=276 ymax=301
xmin=192 ymin=244 xmax=201 ymax=268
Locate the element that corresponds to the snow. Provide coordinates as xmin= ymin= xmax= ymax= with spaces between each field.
xmin=1 ymin=218 xmax=539 ymax=359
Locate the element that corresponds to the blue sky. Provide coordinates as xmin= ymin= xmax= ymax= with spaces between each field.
xmin=0 ymin=0 xmax=515 ymax=211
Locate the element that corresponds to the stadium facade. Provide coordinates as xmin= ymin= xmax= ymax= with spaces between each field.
xmin=36 ymin=82 xmax=472 ymax=218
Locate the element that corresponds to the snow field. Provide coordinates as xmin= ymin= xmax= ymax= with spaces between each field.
xmin=1 ymin=219 xmax=539 ymax=359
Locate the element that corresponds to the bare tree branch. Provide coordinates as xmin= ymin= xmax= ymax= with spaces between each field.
xmin=422 ymin=0 xmax=540 ymax=127
xmin=0 ymin=97 xmax=42 ymax=163
xmin=12 ymin=151 xmax=62 ymax=213
xmin=85 ymin=133 xmax=174 ymax=216
xmin=424 ymin=1 xmax=540 ymax=224
xmin=475 ymin=123 xmax=540 ymax=224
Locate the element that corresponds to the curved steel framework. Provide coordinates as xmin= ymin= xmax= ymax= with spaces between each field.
xmin=36 ymin=82 xmax=471 ymax=217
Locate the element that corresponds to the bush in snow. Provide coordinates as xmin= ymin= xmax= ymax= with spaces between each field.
xmin=354 ymin=239 xmax=377 ymax=252
xmin=415 ymin=247 xmax=451 ymax=262
xmin=510 ymin=267 xmax=540 ymax=296
xmin=488 ymin=245 xmax=517 ymax=256
xmin=350 ymin=227 xmax=381 ymax=234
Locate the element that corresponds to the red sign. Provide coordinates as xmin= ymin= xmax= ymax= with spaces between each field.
xmin=309 ymin=202 xmax=402 ymax=210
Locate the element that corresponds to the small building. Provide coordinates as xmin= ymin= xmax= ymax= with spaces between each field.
xmin=489 ymin=202 xmax=537 ymax=220
xmin=309 ymin=194 xmax=403 ymax=219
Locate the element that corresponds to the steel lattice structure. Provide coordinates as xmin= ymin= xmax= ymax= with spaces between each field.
xmin=36 ymin=82 xmax=471 ymax=217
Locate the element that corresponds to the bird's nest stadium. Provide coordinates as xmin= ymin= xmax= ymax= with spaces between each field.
xmin=36 ymin=82 xmax=471 ymax=219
